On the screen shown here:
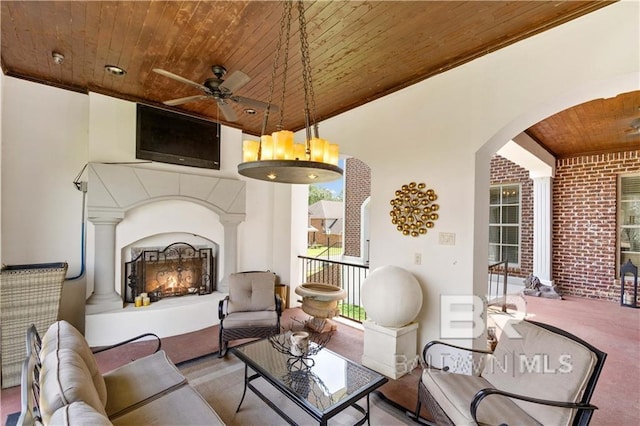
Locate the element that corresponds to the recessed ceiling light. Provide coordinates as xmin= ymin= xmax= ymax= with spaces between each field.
xmin=104 ymin=65 xmax=126 ymax=76
xmin=52 ymin=52 xmax=64 ymax=65
xmin=244 ymin=108 xmax=257 ymax=115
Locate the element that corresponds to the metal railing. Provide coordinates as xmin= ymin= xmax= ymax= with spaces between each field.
xmin=298 ymin=255 xmax=369 ymax=322
xmin=488 ymin=260 xmax=508 ymax=312
xmin=312 ymin=241 xmax=343 ymax=259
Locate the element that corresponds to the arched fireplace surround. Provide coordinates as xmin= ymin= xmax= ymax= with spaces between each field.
xmin=86 ymin=162 xmax=246 ymax=315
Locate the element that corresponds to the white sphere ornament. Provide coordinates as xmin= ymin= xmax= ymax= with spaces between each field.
xmin=361 ymin=265 xmax=423 ymax=327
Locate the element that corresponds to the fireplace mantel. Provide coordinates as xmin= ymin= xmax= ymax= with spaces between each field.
xmin=86 ymin=162 xmax=246 ymax=314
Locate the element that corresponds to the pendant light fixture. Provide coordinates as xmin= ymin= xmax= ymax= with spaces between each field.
xmin=237 ymin=0 xmax=343 ymax=184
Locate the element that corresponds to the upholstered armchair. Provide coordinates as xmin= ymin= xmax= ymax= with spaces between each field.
xmin=415 ymin=320 xmax=607 ymax=426
xmin=218 ymin=271 xmax=282 ymax=357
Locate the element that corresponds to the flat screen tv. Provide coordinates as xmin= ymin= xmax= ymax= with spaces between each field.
xmin=136 ymin=104 xmax=221 ymax=169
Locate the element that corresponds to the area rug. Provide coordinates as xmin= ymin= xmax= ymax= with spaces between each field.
xmin=178 ymin=352 xmax=417 ymax=425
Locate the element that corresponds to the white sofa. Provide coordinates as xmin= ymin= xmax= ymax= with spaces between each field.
xmin=18 ymin=320 xmax=224 ymax=425
xmin=415 ymin=320 xmax=607 ymax=426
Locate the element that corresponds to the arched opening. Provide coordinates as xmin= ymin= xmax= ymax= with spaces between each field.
xmin=473 ymin=73 xmax=640 ymax=306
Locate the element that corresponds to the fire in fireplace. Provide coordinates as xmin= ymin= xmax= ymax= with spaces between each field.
xmin=124 ymin=242 xmax=216 ymax=303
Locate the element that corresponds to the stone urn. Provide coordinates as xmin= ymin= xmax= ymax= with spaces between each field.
xmin=295 ymin=283 xmax=347 ymax=332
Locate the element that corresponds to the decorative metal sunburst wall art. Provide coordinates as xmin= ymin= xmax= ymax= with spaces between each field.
xmin=390 ymin=182 xmax=439 ymax=237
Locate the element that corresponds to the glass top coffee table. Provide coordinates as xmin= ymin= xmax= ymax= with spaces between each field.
xmin=231 ymin=335 xmax=388 ymax=426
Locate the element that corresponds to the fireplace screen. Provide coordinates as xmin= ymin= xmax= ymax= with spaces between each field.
xmin=124 ymin=242 xmax=215 ymax=303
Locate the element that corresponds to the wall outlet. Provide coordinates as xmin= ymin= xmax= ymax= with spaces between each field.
xmin=439 ymin=232 xmax=456 ymax=245
xmin=414 ymin=253 xmax=422 ymax=265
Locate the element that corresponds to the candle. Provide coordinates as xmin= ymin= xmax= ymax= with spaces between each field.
xmin=273 ymin=130 xmax=293 ymax=160
xmin=260 ymin=135 xmax=274 ymax=160
xmin=143 ymin=297 xmax=151 ymax=306
xmin=242 ymin=140 xmax=260 ymax=162
xmin=310 ymin=138 xmax=325 ymax=162
xmin=134 ymin=296 xmax=142 ymax=307
xmin=292 ymin=143 xmax=306 ymax=160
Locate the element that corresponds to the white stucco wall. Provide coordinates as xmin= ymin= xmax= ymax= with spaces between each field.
xmin=1 ymin=77 xmax=89 ymax=272
xmin=1 ymin=1 xmax=638 ymax=347
xmin=317 ymin=0 xmax=639 ymax=346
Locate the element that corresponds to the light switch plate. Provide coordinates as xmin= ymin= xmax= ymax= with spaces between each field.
xmin=439 ymin=232 xmax=456 ymax=245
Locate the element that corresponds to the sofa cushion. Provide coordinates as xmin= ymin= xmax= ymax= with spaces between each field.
xmin=227 ymin=271 xmax=276 ymax=313
xmin=422 ymin=369 xmax=541 ymax=425
xmin=111 ymin=385 xmax=224 ymax=426
xmin=221 ymin=310 xmax=279 ymax=329
xmin=482 ymin=320 xmax=597 ymax=425
xmin=41 ymin=320 xmax=107 ymax=407
xmin=48 ymin=401 xmax=112 ymax=426
xmin=103 ymin=350 xmax=187 ymax=418
xmin=39 ymin=348 xmax=109 ymax=424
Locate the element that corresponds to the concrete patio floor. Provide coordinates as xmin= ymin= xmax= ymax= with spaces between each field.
xmin=1 ymin=294 xmax=638 ymax=425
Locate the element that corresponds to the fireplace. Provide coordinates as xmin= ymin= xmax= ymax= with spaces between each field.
xmin=124 ymin=242 xmax=216 ymax=303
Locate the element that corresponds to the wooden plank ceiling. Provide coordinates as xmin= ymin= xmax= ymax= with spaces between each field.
xmin=1 ymin=0 xmax=637 ymax=158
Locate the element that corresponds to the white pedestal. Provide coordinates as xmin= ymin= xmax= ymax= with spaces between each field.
xmin=361 ymin=320 xmax=419 ymax=379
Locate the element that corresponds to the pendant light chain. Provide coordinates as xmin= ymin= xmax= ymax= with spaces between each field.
xmin=237 ymin=1 xmax=343 ymax=184
xmin=297 ymin=0 xmax=319 ymax=139
xmin=278 ymin=1 xmax=293 ymax=131
xmin=261 ymin=0 xmax=293 ymax=136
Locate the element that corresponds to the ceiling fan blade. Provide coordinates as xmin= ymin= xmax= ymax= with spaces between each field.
xmin=153 ymin=69 xmax=207 ymax=91
xmin=219 ymin=70 xmax=250 ymax=93
xmin=217 ymin=100 xmax=238 ymax=122
xmin=230 ymin=95 xmax=279 ymax=112
xmin=163 ymin=95 xmax=209 ymax=106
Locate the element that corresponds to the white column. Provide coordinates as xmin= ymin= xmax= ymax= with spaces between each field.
xmin=219 ymin=218 xmax=241 ymax=293
xmin=533 ymin=176 xmax=554 ymax=285
xmin=86 ymin=216 xmax=123 ymax=314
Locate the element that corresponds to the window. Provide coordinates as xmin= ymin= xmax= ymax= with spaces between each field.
xmin=489 ymin=184 xmax=520 ymax=266
xmin=619 ymin=174 xmax=640 ymax=268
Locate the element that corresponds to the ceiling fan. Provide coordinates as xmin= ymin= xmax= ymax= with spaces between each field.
xmin=153 ymin=65 xmax=277 ymax=122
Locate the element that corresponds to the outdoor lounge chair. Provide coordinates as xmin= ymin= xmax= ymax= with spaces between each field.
xmin=415 ymin=319 xmax=606 ymax=426
xmin=218 ymin=271 xmax=282 ymax=357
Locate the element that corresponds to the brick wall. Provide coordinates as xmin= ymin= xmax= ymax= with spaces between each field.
xmin=308 ymin=218 xmax=342 ymax=247
xmin=553 ymin=150 xmax=640 ymax=300
xmin=490 ymin=155 xmax=533 ymax=279
xmin=344 ymin=158 xmax=371 ymax=257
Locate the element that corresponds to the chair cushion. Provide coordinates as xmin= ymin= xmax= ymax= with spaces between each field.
xmin=111 ymin=385 xmax=224 ymax=426
xmin=49 ymin=401 xmax=112 ymax=426
xmin=39 ymin=348 xmax=109 ymax=424
xmin=41 ymin=320 xmax=107 ymax=407
xmin=422 ymin=369 xmax=541 ymax=425
xmin=103 ymin=350 xmax=187 ymax=419
xmin=227 ymin=271 xmax=276 ymax=313
xmin=221 ymin=310 xmax=279 ymax=329
xmin=482 ymin=320 xmax=597 ymax=425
